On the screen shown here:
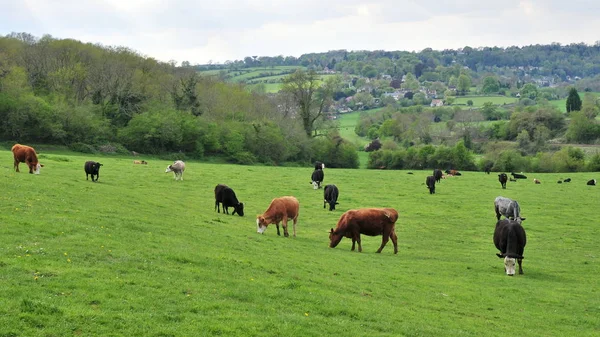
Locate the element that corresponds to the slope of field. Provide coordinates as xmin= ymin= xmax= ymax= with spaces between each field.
xmin=1 ymin=150 xmax=598 ymax=336
xmin=452 ymin=95 xmax=517 ymax=107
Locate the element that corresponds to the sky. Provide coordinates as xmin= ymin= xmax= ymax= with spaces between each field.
xmin=2 ymin=0 xmax=600 ymax=65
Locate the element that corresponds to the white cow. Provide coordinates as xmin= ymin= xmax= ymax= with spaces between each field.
xmin=165 ymin=160 xmax=185 ymax=180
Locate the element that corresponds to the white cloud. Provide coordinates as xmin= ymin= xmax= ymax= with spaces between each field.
xmin=2 ymin=0 xmax=600 ymax=64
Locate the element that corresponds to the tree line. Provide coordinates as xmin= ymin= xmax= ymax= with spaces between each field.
xmin=0 ymin=33 xmax=359 ymax=167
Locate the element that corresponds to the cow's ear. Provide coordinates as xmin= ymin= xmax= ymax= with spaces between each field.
xmin=496 ymin=253 xmax=504 ymax=258
xmin=335 ymin=202 xmax=339 ymax=205
xmin=330 ymin=228 xmax=334 ymax=233
xmin=40 ymin=164 xmax=45 ymax=167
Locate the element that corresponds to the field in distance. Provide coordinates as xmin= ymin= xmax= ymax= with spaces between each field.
xmin=0 ymin=150 xmax=598 ymax=336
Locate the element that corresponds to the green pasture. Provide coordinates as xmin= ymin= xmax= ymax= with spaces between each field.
xmin=452 ymin=96 xmax=517 ymax=107
xmin=1 ymin=149 xmax=599 ymax=336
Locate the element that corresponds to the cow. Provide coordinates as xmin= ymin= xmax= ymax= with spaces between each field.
xmin=494 ymin=196 xmax=525 ymax=224
xmin=214 ymin=184 xmax=244 ymax=216
xmin=311 ymin=169 xmax=324 ymax=189
xmin=323 ymin=184 xmax=339 ymax=211
xmin=256 ymin=196 xmax=299 ymax=237
xmin=426 ymin=175 xmax=436 ymax=194
xmin=445 ymin=169 xmax=461 ymax=176
xmin=11 ymin=144 xmax=43 ymax=174
xmin=84 ymin=161 xmax=103 ymax=182
xmin=493 ymin=219 xmax=527 ymax=276
xmin=498 ymin=173 xmax=508 ymax=189
xmin=533 ymin=178 xmax=541 ymax=184
xmin=563 ymin=178 xmax=571 ymax=183
xmin=557 ymin=180 xmax=563 ymax=184
xmin=165 ymin=160 xmax=185 ymax=180
xmin=511 ymin=172 xmax=527 ymax=179
xmin=484 ymin=167 xmax=491 ymax=174
xmin=587 ymin=179 xmax=596 ymax=186
xmin=133 ymin=160 xmax=148 ymax=164
xmin=314 ymin=161 xmax=325 ymax=170
xmin=329 ymin=208 xmax=399 ymax=254
xmin=433 ymin=169 xmax=443 ymax=183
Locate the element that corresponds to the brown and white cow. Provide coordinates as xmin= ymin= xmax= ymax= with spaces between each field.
xmin=12 ymin=144 xmax=43 ymax=174
xmin=329 ymin=208 xmax=399 ymax=254
xmin=256 ymin=196 xmax=299 ymax=237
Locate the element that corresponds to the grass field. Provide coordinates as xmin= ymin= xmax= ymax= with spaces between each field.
xmin=1 ymin=149 xmax=598 ymax=336
xmin=453 ymin=96 xmax=517 ymax=107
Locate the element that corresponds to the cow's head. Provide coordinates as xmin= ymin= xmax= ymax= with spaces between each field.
xmin=94 ymin=163 xmax=103 ymax=172
xmin=311 ymin=181 xmax=319 ymax=189
xmin=32 ymin=163 xmax=43 ymax=174
xmin=328 ymin=201 xmax=339 ymax=211
xmin=514 ymin=217 xmax=526 ymax=224
xmin=329 ymin=228 xmax=343 ymax=248
xmin=165 ymin=165 xmax=173 ymax=173
xmin=256 ymin=216 xmax=268 ymax=234
xmin=504 ymin=256 xmax=516 ymax=276
xmin=233 ymin=203 xmax=244 ymax=217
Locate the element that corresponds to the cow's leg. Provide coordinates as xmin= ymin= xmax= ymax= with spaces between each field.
xmin=275 ymin=223 xmax=281 ymax=236
xmin=352 ymin=233 xmax=362 ymax=252
xmin=517 ymin=258 xmax=524 ymax=274
xmin=14 ymin=158 xmax=20 ymax=172
xmin=292 ymin=216 xmax=297 ymax=237
xmin=282 ymin=216 xmax=289 ymax=237
xmin=377 ymin=231 xmax=390 ymax=253
xmin=350 ymin=239 xmax=356 ymax=251
xmin=86 ymin=173 xmax=89 ymax=180
xmin=215 ymin=201 xmax=219 ymax=213
xmin=390 ymin=229 xmax=399 ymax=254
xmin=224 ymin=206 xmax=229 ymax=215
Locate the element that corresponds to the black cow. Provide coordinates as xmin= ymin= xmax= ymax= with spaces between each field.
xmin=323 ymin=184 xmax=339 ymax=211
xmin=587 ymin=179 xmax=596 ymax=186
xmin=426 ymin=175 xmax=436 ymax=194
xmin=493 ymin=219 xmax=527 ymax=276
xmin=498 ymin=173 xmax=508 ymax=189
xmin=433 ymin=169 xmax=443 ymax=183
xmin=314 ymin=161 xmax=325 ymax=170
xmin=311 ymin=169 xmax=324 ymax=189
xmin=84 ymin=161 xmax=103 ymax=182
xmin=214 ymin=184 xmax=244 ymax=216
xmin=511 ymin=172 xmax=527 ymax=179
xmin=563 ymin=178 xmax=571 ymax=183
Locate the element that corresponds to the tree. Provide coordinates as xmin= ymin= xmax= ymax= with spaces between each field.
xmin=467 ymin=100 xmax=473 ymax=106
xmin=457 ymin=74 xmax=471 ymax=95
xmin=581 ymin=92 xmax=600 ymax=119
xmin=481 ymin=75 xmax=500 ymax=94
xmin=520 ymin=83 xmax=538 ymax=100
xmin=401 ymin=73 xmax=419 ymax=91
xmin=481 ymin=101 xmax=501 ymax=120
xmin=281 ymin=69 xmax=334 ymax=137
xmin=566 ymin=87 xmax=582 ymax=113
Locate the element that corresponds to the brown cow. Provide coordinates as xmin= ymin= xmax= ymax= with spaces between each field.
xmin=329 ymin=208 xmax=399 ymax=254
xmin=256 ymin=196 xmax=299 ymax=237
xmin=133 ymin=160 xmax=148 ymax=164
xmin=12 ymin=144 xmax=43 ymax=174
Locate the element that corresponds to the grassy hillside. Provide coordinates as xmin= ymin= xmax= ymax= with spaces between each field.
xmin=1 ymin=150 xmax=599 ymax=336
xmin=452 ymin=95 xmax=518 ymax=107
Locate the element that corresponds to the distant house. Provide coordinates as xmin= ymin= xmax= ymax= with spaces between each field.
xmin=430 ymin=99 xmax=444 ymax=107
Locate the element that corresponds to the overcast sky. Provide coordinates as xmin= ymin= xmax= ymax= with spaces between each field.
xmin=2 ymin=0 xmax=599 ymax=65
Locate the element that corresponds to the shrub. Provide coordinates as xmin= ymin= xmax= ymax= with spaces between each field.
xmin=69 ymin=142 xmax=96 ymax=154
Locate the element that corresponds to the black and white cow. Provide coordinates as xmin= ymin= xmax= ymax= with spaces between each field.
xmin=84 ymin=161 xmax=103 ymax=182
xmin=493 ymin=219 xmax=527 ymax=276
xmin=433 ymin=169 xmax=443 ymax=183
xmin=498 ymin=173 xmax=508 ymax=189
xmin=165 ymin=160 xmax=185 ymax=180
xmin=587 ymin=179 xmax=596 ymax=186
xmin=323 ymin=184 xmax=339 ymax=211
xmin=214 ymin=184 xmax=244 ymax=216
xmin=426 ymin=175 xmax=436 ymax=194
xmin=311 ymin=169 xmax=325 ymax=189
xmin=494 ymin=196 xmax=525 ymax=224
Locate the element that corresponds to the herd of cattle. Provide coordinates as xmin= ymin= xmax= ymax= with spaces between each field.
xmin=10 ymin=144 xmax=598 ymax=276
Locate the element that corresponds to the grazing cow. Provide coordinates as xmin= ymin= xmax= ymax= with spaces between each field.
xmin=323 ymin=184 xmax=339 ymax=211
xmin=426 ymin=175 xmax=436 ymax=194
xmin=533 ymin=178 xmax=541 ymax=184
xmin=494 ymin=196 xmax=525 ymax=224
xmin=493 ymin=219 xmax=527 ymax=276
xmin=11 ymin=144 xmax=43 ymax=174
xmin=445 ymin=169 xmax=461 ymax=176
xmin=563 ymin=178 xmax=571 ymax=183
xmin=256 ymin=196 xmax=299 ymax=237
xmin=311 ymin=169 xmax=324 ymax=189
xmin=511 ymin=172 xmax=527 ymax=179
xmin=84 ymin=161 xmax=103 ymax=182
xmin=133 ymin=160 xmax=148 ymax=164
xmin=498 ymin=173 xmax=508 ymax=189
xmin=165 ymin=160 xmax=185 ymax=180
xmin=329 ymin=208 xmax=399 ymax=254
xmin=314 ymin=161 xmax=325 ymax=170
xmin=214 ymin=184 xmax=244 ymax=216
xmin=433 ymin=169 xmax=443 ymax=183
xmin=557 ymin=180 xmax=563 ymax=184
xmin=587 ymin=179 xmax=596 ymax=186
